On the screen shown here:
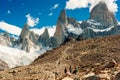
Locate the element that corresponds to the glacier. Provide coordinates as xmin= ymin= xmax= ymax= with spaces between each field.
xmin=0 ymin=45 xmax=47 ymax=68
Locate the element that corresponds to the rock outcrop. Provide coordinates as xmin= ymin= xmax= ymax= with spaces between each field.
xmin=54 ymin=9 xmax=68 ymax=46
xmin=67 ymin=17 xmax=80 ymax=27
xmin=114 ymin=72 xmax=120 ymax=80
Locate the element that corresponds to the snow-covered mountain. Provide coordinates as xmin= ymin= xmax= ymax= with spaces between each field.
xmin=0 ymin=21 xmax=55 ymax=69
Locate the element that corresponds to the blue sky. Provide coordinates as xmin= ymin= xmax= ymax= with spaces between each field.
xmin=0 ymin=0 xmax=120 ymax=29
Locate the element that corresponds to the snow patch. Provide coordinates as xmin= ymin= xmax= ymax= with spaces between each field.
xmin=87 ymin=20 xmax=102 ymax=26
xmin=67 ymin=24 xmax=83 ymax=35
xmin=87 ymin=26 xmax=114 ymax=32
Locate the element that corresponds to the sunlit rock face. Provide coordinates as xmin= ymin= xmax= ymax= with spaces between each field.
xmin=54 ymin=9 xmax=68 ymax=46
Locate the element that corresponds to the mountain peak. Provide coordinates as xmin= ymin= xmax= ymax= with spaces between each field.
xmin=59 ymin=9 xmax=67 ymax=23
xmin=54 ymin=9 xmax=68 ymax=46
xmin=94 ymin=1 xmax=108 ymax=11
xmin=40 ymin=28 xmax=49 ymax=38
xmin=90 ymin=1 xmax=118 ymax=28
xmin=38 ymin=28 xmax=50 ymax=47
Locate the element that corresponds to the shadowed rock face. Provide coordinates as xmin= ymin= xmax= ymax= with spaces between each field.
xmin=67 ymin=17 xmax=80 ymax=27
xmin=39 ymin=28 xmax=50 ymax=47
xmin=54 ymin=9 xmax=68 ymax=46
xmin=84 ymin=75 xmax=100 ymax=80
xmin=90 ymin=1 xmax=118 ymax=29
xmin=114 ymin=72 xmax=120 ymax=80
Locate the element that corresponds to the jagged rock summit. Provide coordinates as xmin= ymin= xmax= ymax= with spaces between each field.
xmin=90 ymin=1 xmax=118 ymax=29
xmin=54 ymin=9 xmax=68 ymax=46
xmin=38 ymin=28 xmax=50 ymax=47
xmin=18 ymin=23 xmax=40 ymax=52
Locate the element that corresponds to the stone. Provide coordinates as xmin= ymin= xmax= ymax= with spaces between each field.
xmin=114 ymin=72 xmax=120 ymax=80
xmin=84 ymin=75 xmax=100 ymax=80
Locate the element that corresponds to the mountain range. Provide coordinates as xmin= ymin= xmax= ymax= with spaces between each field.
xmin=0 ymin=1 xmax=120 ymax=80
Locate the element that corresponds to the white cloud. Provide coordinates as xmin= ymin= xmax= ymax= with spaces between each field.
xmin=89 ymin=0 xmax=118 ymax=12
xmin=7 ymin=10 xmax=11 ymax=14
xmin=51 ymin=3 xmax=59 ymax=10
xmin=66 ymin=0 xmax=118 ymax=13
xmin=0 ymin=21 xmax=56 ymax=37
xmin=26 ymin=14 xmax=39 ymax=27
xmin=0 ymin=21 xmax=22 ymax=36
xmin=118 ymin=22 xmax=120 ymax=25
xmin=66 ymin=0 xmax=88 ymax=10
xmin=48 ymin=12 xmax=53 ymax=16
xmin=30 ymin=25 xmax=56 ymax=37
xmin=49 ymin=3 xmax=59 ymax=17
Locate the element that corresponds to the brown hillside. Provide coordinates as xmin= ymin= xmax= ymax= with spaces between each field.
xmin=0 ymin=35 xmax=120 ymax=79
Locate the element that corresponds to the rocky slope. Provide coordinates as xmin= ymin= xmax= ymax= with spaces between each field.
xmin=0 ymin=35 xmax=120 ymax=79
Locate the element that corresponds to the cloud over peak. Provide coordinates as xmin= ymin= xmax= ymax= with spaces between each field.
xmin=66 ymin=0 xmax=88 ymax=10
xmin=26 ymin=14 xmax=39 ymax=27
xmin=66 ymin=0 xmax=118 ymax=13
